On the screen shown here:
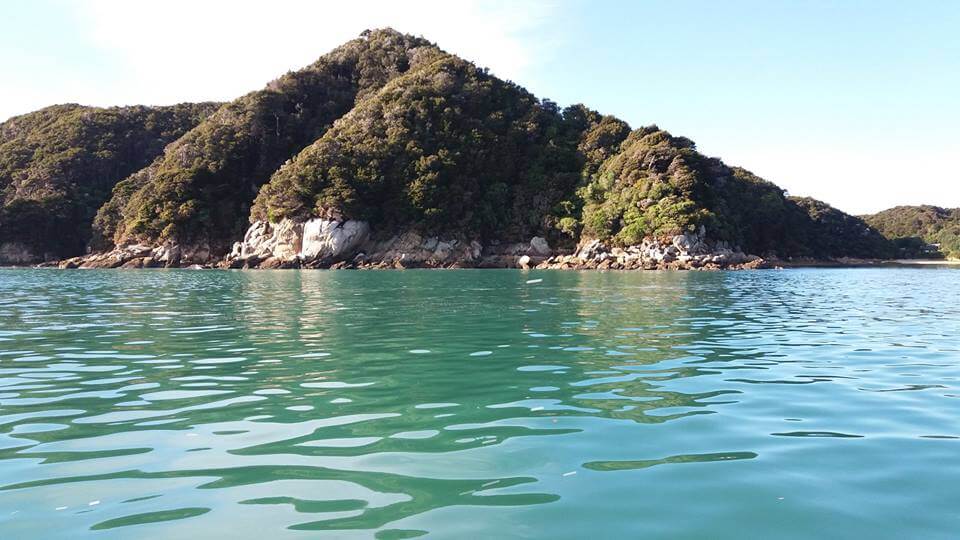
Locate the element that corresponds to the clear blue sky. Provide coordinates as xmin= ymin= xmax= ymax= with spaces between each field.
xmin=2 ymin=0 xmax=957 ymax=214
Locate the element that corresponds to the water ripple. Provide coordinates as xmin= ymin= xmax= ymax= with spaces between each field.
xmin=0 ymin=268 xmax=959 ymax=538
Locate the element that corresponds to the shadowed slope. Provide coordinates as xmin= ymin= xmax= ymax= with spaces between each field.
xmin=0 ymin=102 xmax=218 ymax=263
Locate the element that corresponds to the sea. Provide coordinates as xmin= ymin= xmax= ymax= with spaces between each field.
xmin=1 ymin=267 xmax=958 ymax=538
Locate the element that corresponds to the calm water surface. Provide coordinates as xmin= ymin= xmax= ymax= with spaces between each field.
xmin=0 ymin=268 xmax=958 ymax=538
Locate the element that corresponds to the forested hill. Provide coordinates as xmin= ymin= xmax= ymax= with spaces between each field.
xmin=573 ymin=130 xmax=892 ymax=260
xmin=863 ymin=205 xmax=960 ymax=259
xmin=0 ymin=28 xmax=914 ymax=265
xmin=92 ymin=29 xmax=440 ymax=253
xmin=0 ymin=102 xmax=219 ymax=263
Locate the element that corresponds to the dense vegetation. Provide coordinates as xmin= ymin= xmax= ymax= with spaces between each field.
xmin=0 ymin=103 xmax=218 ymax=261
xmin=784 ymin=197 xmax=893 ymax=259
xmin=248 ymin=39 xmax=898 ymax=261
xmin=569 ymin=128 xmax=891 ymax=258
xmin=252 ymin=56 xmax=624 ymax=242
xmin=95 ymin=29 xmax=439 ymax=252
xmin=3 ymin=28 xmax=915 ymax=263
xmin=579 ymin=129 xmax=785 ymax=249
xmin=863 ymin=205 xmax=960 ymax=259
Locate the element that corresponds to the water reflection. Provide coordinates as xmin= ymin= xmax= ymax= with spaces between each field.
xmin=1 ymin=268 xmax=959 ymax=538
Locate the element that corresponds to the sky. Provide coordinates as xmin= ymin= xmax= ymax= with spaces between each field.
xmin=2 ymin=0 xmax=958 ymax=214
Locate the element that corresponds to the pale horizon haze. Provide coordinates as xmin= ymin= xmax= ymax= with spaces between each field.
xmin=2 ymin=0 xmax=957 ymax=215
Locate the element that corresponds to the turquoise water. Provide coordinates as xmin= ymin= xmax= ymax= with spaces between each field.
xmin=0 ymin=268 xmax=958 ymax=538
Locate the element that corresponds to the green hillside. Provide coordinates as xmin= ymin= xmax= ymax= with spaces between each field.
xmin=1 ymin=29 xmax=908 ymax=265
xmin=94 ymin=29 xmax=439 ymax=252
xmin=863 ymin=205 xmax=960 ymax=259
xmin=0 ymin=102 xmax=218 ymax=262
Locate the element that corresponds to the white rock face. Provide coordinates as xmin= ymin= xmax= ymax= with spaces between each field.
xmin=231 ymin=220 xmax=559 ymax=268
xmin=234 ymin=218 xmax=370 ymax=262
xmin=300 ymin=219 xmax=369 ymax=260
xmin=272 ymin=220 xmax=304 ymax=260
xmin=240 ymin=221 xmax=274 ymax=259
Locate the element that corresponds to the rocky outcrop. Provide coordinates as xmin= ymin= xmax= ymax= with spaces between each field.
xmin=216 ymin=220 xmax=764 ymax=271
xmin=301 ymin=219 xmax=370 ymax=260
xmin=355 ymin=232 xmax=482 ymax=268
xmin=474 ymin=237 xmax=552 ymax=268
xmin=56 ymin=241 xmax=212 ymax=269
xmin=225 ymin=218 xmax=370 ymax=268
xmin=48 ymin=221 xmax=766 ymax=271
xmin=536 ymin=230 xmax=765 ymax=271
xmin=0 ymin=242 xmax=41 ymax=266
xmin=220 ymin=219 xmax=555 ymax=269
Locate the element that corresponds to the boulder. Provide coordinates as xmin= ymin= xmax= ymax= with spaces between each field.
xmin=258 ymin=257 xmax=285 ymax=269
xmin=469 ymin=240 xmax=483 ymax=259
xmin=576 ymin=239 xmax=603 ymax=260
xmin=58 ymin=257 xmax=82 ymax=269
xmin=240 ymin=221 xmax=273 ymax=259
xmin=271 ymin=220 xmax=303 ymax=259
xmin=153 ymin=243 xmax=181 ymax=264
xmin=433 ymin=240 xmax=457 ymax=262
xmin=180 ymin=243 xmax=212 ymax=264
xmin=528 ymin=236 xmax=551 ymax=256
xmin=300 ymin=218 xmax=369 ymax=261
xmin=80 ymin=255 xmax=124 ymax=269
xmin=120 ymin=257 xmax=146 ymax=269
xmin=672 ymin=233 xmax=696 ymax=253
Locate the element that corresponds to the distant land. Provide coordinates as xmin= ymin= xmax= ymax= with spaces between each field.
xmin=1 ymin=29 xmax=956 ymax=269
xmin=862 ymin=206 xmax=960 ymax=260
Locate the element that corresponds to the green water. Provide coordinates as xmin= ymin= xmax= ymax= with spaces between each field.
xmin=0 ymin=268 xmax=959 ymax=538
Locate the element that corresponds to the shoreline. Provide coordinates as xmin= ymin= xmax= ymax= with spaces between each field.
xmin=4 ymin=258 xmax=958 ymax=271
xmin=4 ymin=229 xmax=958 ymax=271
xmin=889 ymin=259 xmax=960 ymax=265
xmin=773 ymin=258 xmax=960 ymax=268
xmin=5 ymin=223 xmax=957 ymax=272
